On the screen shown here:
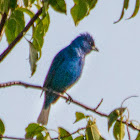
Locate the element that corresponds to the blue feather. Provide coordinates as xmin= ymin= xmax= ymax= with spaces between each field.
xmin=37 ymin=33 xmax=98 ymax=125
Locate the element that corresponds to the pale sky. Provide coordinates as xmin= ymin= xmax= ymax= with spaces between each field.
xmin=0 ymin=0 xmax=140 ymax=139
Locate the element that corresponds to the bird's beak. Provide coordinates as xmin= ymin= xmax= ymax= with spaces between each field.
xmin=92 ymin=46 xmax=99 ymax=52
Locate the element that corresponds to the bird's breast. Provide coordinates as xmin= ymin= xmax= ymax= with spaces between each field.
xmin=51 ymin=57 xmax=84 ymax=92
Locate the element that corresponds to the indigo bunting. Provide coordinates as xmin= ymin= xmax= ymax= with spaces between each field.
xmin=37 ymin=33 xmax=98 ymax=125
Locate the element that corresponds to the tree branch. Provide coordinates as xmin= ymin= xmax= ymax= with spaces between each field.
xmin=0 ymin=135 xmax=34 ymax=140
xmin=0 ymin=8 xmax=42 ymax=62
xmin=0 ymin=13 xmax=7 ymax=41
xmin=0 ymin=128 xmax=86 ymax=140
xmin=0 ymin=81 xmax=108 ymax=117
xmin=0 ymin=81 xmax=139 ymax=131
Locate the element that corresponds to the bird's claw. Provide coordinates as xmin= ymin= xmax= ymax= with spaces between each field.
xmin=65 ymin=93 xmax=73 ymax=104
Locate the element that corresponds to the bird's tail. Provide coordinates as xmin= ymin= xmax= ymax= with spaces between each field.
xmin=37 ymin=105 xmax=51 ymax=125
xmin=37 ymin=90 xmax=59 ymax=125
xmin=37 ymin=92 xmax=51 ymax=125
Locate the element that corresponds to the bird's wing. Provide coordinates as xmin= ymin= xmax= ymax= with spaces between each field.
xmin=43 ymin=49 xmax=66 ymax=88
xmin=40 ymin=49 xmax=66 ymax=97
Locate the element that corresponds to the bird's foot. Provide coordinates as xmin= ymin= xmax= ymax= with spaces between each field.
xmin=65 ymin=92 xmax=73 ymax=104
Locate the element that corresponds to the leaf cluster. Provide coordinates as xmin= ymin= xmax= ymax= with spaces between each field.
xmin=0 ymin=1 xmax=140 ymax=140
xmin=0 ymin=108 xmax=139 ymax=140
xmin=0 ymin=0 xmax=140 ymax=75
xmin=25 ymin=112 xmax=105 ymax=140
xmin=0 ymin=0 xmax=98 ymax=76
xmin=115 ymin=0 xmax=140 ymax=23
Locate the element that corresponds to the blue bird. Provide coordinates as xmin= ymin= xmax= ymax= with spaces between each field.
xmin=37 ymin=33 xmax=98 ymax=125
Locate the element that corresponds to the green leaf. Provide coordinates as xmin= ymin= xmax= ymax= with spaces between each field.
xmin=49 ymin=0 xmax=66 ymax=14
xmin=9 ymin=0 xmax=17 ymax=10
xmin=114 ymin=0 xmax=129 ymax=23
xmin=28 ymin=12 xmax=49 ymax=76
xmin=44 ymin=132 xmax=51 ymax=140
xmin=86 ymin=120 xmax=105 ymax=140
xmin=128 ymin=0 xmax=139 ymax=19
xmin=42 ymin=12 xmax=50 ymax=34
xmin=17 ymin=7 xmax=41 ymax=24
xmin=30 ymin=0 xmax=35 ymax=4
xmin=23 ymin=0 xmax=29 ymax=7
xmin=28 ymin=40 xmax=39 ymax=76
xmin=25 ymin=123 xmax=47 ymax=139
xmin=108 ymin=108 xmax=126 ymax=131
xmin=32 ymin=21 xmax=44 ymax=51
xmin=136 ymin=131 xmax=140 ymax=140
xmin=0 ymin=119 xmax=5 ymax=135
xmin=23 ymin=0 xmax=35 ymax=7
xmin=74 ymin=112 xmax=86 ymax=123
xmin=71 ymin=0 xmax=89 ymax=26
xmin=58 ymin=127 xmax=73 ymax=140
xmin=36 ymin=133 xmax=44 ymax=140
xmin=124 ymin=0 xmax=129 ymax=9
xmin=113 ymin=121 xmax=125 ymax=140
xmin=74 ymin=136 xmax=85 ymax=140
xmin=86 ymin=0 xmax=97 ymax=10
xmin=0 ymin=0 xmax=17 ymax=12
xmin=43 ymin=0 xmax=49 ymax=11
xmin=18 ymin=7 xmax=34 ymax=18
xmin=0 ymin=0 xmax=9 ymax=13
xmin=36 ymin=132 xmax=51 ymax=140
xmin=5 ymin=10 xmax=25 ymax=44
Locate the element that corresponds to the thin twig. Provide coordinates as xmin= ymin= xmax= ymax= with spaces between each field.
xmin=0 ymin=81 xmax=139 ymax=131
xmin=126 ymin=121 xmax=131 ymax=140
xmin=0 ymin=8 xmax=42 ymax=62
xmin=52 ymin=127 xmax=86 ymax=140
xmin=0 ymin=135 xmax=34 ymax=140
xmin=121 ymin=95 xmax=138 ymax=108
xmin=94 ymin=98 xmax=103 ymax=110
xmin=126 ymin=108 xmax=131 ymax=140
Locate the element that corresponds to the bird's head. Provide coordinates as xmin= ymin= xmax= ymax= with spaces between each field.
xmin=74 ymin=33 xmax=99 ymax=54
